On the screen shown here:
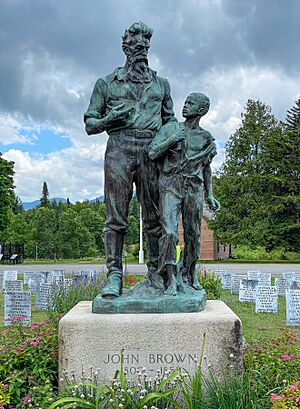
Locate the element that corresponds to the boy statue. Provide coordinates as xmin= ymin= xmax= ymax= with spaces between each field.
xmin=148 ymin=93 xmax=220 ymax=296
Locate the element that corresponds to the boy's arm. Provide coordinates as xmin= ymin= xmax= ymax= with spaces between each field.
xmin=203 ymin=164 xmax=220 ymax=211
xmin=148 ymin=123 xmax=184 ymax=160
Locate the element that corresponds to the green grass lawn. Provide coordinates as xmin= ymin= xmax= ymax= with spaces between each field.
xmin=220 ymin=290 xmax=300 ymax=343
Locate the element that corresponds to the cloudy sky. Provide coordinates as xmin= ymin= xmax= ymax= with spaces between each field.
xmin=0 ymin=0 xmax=299 ymax=202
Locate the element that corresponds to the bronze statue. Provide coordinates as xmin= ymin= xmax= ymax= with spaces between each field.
xmin=84 ymin=22 xmax=176 ymax=297
xmin=149 ymin=93 xmax=220 ymax=296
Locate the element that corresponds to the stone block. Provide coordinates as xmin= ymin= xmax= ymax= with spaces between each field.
xmin=59 ymin=300 xmax=243 ymax=385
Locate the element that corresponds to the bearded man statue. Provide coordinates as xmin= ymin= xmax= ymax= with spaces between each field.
xmin=84 ymin=22 xmax=176 ymax=297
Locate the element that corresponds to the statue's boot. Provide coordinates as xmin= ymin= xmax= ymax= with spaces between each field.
xmin=189 ymin=261 xmax=203 ymax=290
xmin=101 ymin=230 xmax=124 ymax=297
xmin=101 ymin=273 xmax=122 ymax=297
xmin=146 ymin=233 xmax=165 ymax=290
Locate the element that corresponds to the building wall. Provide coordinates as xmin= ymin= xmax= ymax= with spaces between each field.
xmin=200 ymin=218 xmax=215 ymax=260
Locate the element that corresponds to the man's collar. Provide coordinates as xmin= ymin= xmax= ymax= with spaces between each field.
xmin=111 ymin=67 xmax=157 ymax=82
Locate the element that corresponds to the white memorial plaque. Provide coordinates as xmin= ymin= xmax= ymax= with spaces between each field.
xmin=24 ymin=271 xmax=35 ymax=285
xmin=3 ymin=271 xmax=18 ymax=289
xmin=220 ymin=272 xmax=232 ymax=290
xmin=36 ymin=283 xmax=54 ymax=311
xmin=50 ymin=270 xmax=65 ymax=284
xmin=28 ymin=272 xmax=47 ymax=292
xmin=247 ymin=271 xmax=260 ymax=280
xmin=275 ymin=278 xmax=288 ymax=296
xmin=4 ymin=280 xmax=23 ymax=292
xmin=213 ymin=270 xmax=227 ymax=277
xmin=289 ymin=281 xmax=300 ymax=290
xmin=239 ymin=279 xmax=258 ymax=302
xmin=293 ymin=273 xmax=300 ymax=283
xmin=282 ymin=272 xmax=296 ymax=280
xmin=286 ymin=290 xmax=300 ymax=326
xmin=258 ymin=273 xmax=272 ymax=286
xmin=231 ymin=275 xmax=245 ymax=295
xmin=4 ymin=291 xmax=31 ymax=326
xmin=255 ymin=286 xmax=278 ymax=313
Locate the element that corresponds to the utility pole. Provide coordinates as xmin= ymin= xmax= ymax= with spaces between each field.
xmin=138 ymin=205 xmax=144 ymax=264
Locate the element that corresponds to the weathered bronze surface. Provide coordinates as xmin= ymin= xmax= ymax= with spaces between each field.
xmin=84 ymin=23 xmax=219 ymax=313
xmin=149 ymin=93 xmax=220 ymax=297
xmin=84 ymin=22 xmax=176 ymax=300
xmin=92 ymin=280 xmax=206 ymax=314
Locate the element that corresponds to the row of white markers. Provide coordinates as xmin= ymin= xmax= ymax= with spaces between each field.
xmin=1 ymin=269 xmax=300 ymax=327
xmin=0 ymin=269 xmax=98 ymax=327
xmin=213 ymin=270 xmax=300 ymax=326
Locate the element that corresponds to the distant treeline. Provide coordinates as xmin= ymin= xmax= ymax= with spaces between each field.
xmin=0 ymin=195 xmax=140 ymax=259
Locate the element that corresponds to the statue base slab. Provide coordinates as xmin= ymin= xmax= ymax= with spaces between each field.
xmin=59 ymin=300 xmax=243 ymax=386
xmin=92 ymin=280 xmax=206 ymax=313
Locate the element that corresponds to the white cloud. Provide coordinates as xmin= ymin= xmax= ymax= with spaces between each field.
xmin=3 ymin=142 xmax=106 ymax=202
xmin=0 ymin=112 xmax=37 ymax=145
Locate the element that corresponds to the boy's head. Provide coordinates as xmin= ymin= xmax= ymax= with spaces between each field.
xmin=182 ymin=93 xmax=210 ymax=119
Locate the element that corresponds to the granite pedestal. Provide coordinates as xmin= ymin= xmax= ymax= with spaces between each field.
xmin=59 ymin=301 xmax=243 ymax=386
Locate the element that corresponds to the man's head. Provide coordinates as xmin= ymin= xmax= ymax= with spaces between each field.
xmin=122 ymin=22 xmax=153 ymax=64
xmin=182 ymin=93 xmax=210 ymax=119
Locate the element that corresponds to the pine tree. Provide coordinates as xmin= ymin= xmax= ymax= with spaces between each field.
xmin=11 ymin=195 xmax=24 ymax=214
xmin=40 ymin=181 xmax=50 ymax=207
xmin=212 ymin=98 xmax=300 ymax=252
xmin=261 ymin=98 xmax=300 ymax=251
xmin=211 ymin=100 xmax=279 ymax=245
xmin=286 ymin=98 xmax=300 ymax=136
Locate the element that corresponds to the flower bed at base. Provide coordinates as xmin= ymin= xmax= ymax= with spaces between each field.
xmin=270 ymin=381 xmax=300 ymax=408
xmin=0 ymin=317 xmax=59 ymax=408
xmin=0 ymin=274 xmax=299 ymax=408
xmin=244 ymin=331 xmax=300 ymax=405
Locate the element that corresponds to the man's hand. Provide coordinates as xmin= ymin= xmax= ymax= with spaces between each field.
xmin=173 ymin=126 xmax=185 ymax=142
xmin=207 ymin=195 xmax=221 ymax=211
xmin=106 ymin=103 xmax=134 ymax=127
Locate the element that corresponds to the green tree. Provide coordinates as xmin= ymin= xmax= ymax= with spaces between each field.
xmin=286 ymin=97 xmax=300 ymax=136
xmin=259 ymin=98 xmax=300 ymax=251
xmin=11 ymin=194 xmax=24 ymax=214
xmin=0 ymin=153 xmax=15 ymax=238
xmin=30 ymin=206 xmax=57 ymax=258
xmin=79 ymin=207 xmax=105 ymax=255
xmin=125 ymin=196 xmax=140 ymax=246
xmin=57 ymin=208 xmax=96 ymax=258
xmin=40 ymin=181 xmax=50 ymax=207
xmin=211 ymin=99 xmax=290 ymax=250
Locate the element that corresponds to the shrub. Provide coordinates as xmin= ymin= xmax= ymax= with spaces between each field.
xmin=123 ymin=274 xmax=146 ymax=289
xmin=270 ymin=381 xmax=300 ymax=408
xmin=198 ymin=269 xmax=222 ymax=299
xmin=244 ymin=331 xmax=300 ymax=404
xmin=0 ymin=382 xmax=10 ymax=409
xmin=234 ymin=245 xmax=300 ymax=261
xmin=0 ymin=318 xmax=58 ymax=408
xmin=52 ymin=275 xmax=106 ymax=314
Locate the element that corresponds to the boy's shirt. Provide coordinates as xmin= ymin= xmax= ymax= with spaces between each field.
xmin=149 ymin=121 xmax=217 ymax=182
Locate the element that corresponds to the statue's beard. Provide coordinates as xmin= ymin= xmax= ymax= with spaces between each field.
xmin=126 ymin=53 xmax=151 ymax=83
